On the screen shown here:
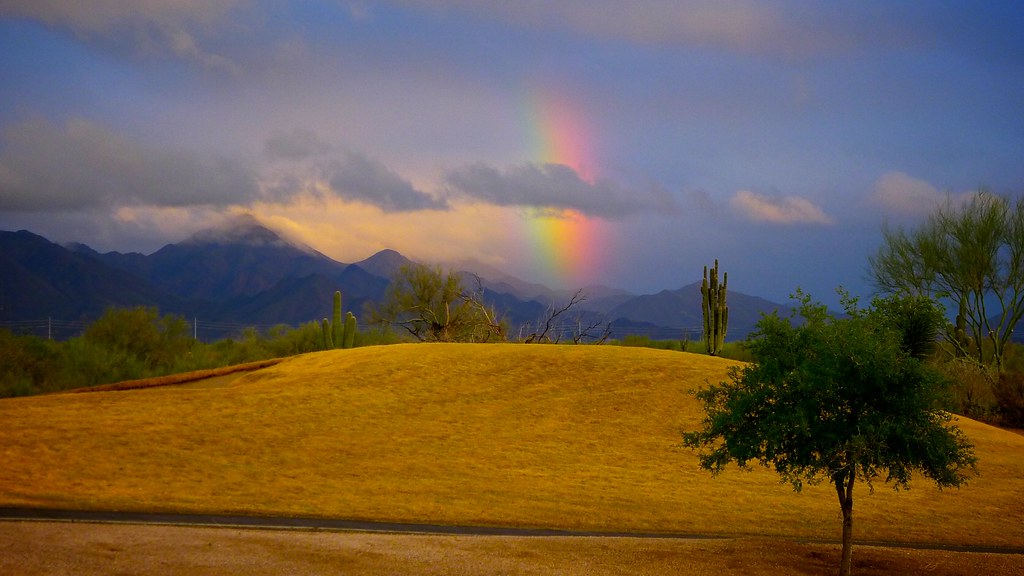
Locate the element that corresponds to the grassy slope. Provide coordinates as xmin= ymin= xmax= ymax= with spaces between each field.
xmin=1 ymin=343 xmax=1021 ymax=548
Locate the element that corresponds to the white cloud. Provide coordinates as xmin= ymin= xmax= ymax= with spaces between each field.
xmin=869 ymin=171 xmax=983 ymax=219
xmin=871 ymin=171 xmax=939 ymax=213
xmin=869 ymin=171 xmax=948 ymax=217
xmin=729 ymin=190 xmax=834 ymax=225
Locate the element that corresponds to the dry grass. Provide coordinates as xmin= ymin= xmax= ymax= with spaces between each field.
xmin=4 ymin=522 xmax=1022 ymax=576
xmin=1 ymin=343 xmax=1022 ymax=549
xmin=67 ymin=358 xmax=286 ymax=393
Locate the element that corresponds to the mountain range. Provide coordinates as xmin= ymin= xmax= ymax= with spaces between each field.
xmin=0 ymin=216 xmax=792 ymax=342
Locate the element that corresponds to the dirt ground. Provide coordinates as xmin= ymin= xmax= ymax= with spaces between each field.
xmin=2 ymin=521 xmax=1021 ymax=575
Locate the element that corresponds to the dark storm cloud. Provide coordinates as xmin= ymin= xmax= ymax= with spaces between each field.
xmin=442 ymin=162 xmax=673 ymax=219
xmin=264 ymin=128 xmax=333 ymax=161
xmin=326 ymin=152 xmax=448 ymax=212
xmin=0 ymin=118 xmax=259 ymax=211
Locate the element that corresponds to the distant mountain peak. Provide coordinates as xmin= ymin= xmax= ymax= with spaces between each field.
xmin=354 ymin=249 xmax=416 ymax=279
xmin=183 ymin=214 xmax=288 ymax=247
xmin=181 ymin=214 xmax=328 ymax=257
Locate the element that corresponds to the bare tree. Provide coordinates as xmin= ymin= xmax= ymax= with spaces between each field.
xmin=521 ymin=289 xmax=609 ymax=344
xmin=462 ymin=273 xmax=507 ymax=342
xmin=571 ymin=313 xmax=612 ymax=344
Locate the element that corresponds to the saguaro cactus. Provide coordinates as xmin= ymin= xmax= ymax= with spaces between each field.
xmin=343 ymin=311 xmax=358 ymax=349
xmin=321 ymin=317 xmax=333 ymax=350
xmin=332 ymin=291 xmax=343 ymax=349
xmin=701 ymin=259 xmax=728 ymax=356
xmin=952 ymin=299 xmax=974 ymax=357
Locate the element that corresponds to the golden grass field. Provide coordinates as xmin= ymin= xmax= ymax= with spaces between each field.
xmin=1 ymin=343 xmax=1022 ymax=551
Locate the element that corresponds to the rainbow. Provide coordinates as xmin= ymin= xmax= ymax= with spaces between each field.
xmin=521 ymin=87 xmax=610 ymax=288
xmin=529 ymin=89 xmax=595 ymax=183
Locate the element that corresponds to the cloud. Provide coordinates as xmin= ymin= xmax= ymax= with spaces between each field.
xmin=0 ymin=118 xmax=259 ymax=212
xmin=729 ymin=190 xmax=834 ymax=225
xmin=442 ymin=162 xmax=670 ymax=219
xmin=0 ymin=0 xmax=244 ymax=71
xmin=264 ymin=128 xmax=333 ymax=161
xmin=259 ymin=129 xmax=446 ymax=212
xmin=391 ymin=1 xmax=954 ymax=58
xmin=869 ymin=171 xmax=981 ymax=219
xmin=325 ymin=152 xmax=448 ymax=212
xmin=0 ymin=119 xmax=443 ymax=215
xmin=869 ymin=171 xmax=945 ymax=217
xmin=245 ymin=193 xmax=514 ymax=269
xmin=868 ymin=171 xmax=940 ymax=216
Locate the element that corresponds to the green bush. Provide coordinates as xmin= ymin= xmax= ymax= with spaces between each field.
xmin=0 ymin=330 xmax=59 ymax=397
xmin=58 ymin=337 xmax=147 ymax=388
xmin=938 ymin=358 xmax=998 ymax=420
xmin=83 ymin=307 xmax=192 ymax=372
xmin=715 ymin=341 xmax=752 ymax=362
xmin=2 ymin=307 xmax=394 ymax=397
xmin=1002 ymin=342 xmax=1024 ymax=374
xmin=993 ymin=372 xmax=1024 ymax=428
xmin=616 ymin=335 xmax=683 ymax=351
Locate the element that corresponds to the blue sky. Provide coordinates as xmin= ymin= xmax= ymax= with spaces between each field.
xmin=1 ymin=1 xmax=1022 ymax=307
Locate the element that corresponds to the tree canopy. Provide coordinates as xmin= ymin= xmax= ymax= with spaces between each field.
xmin=366 ymin=263 xmax=505 ymax=343
xmin=682 ymin=291 xmax=976 ymax=576
xmin=869 ymin=191 xmax=1024 ymax=370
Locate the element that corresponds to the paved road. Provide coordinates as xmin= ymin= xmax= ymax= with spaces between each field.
xmin=1 ymin=507 xmax=1021 ymax=555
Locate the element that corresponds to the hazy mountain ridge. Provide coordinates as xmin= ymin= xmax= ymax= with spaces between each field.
xmin=608 ymin=282 xmax=792 ymax=338
xmin=2 ymin=221 xmax=792 ymax=341
xmin=1 ymin=230 xmax=187 ymax=320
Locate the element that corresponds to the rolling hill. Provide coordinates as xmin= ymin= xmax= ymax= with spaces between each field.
xmin=0 ymin=344 xmax=1021 ymax=549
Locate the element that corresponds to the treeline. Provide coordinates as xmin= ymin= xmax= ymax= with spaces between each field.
xmin=3 ymin=302 xmax=1022 ymax=429
xmin=0 ymin=306 xmax=398 ymax=398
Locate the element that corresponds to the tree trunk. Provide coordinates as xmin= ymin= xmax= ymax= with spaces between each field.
xmin=834 ymin=469 xmax=855 ymax=576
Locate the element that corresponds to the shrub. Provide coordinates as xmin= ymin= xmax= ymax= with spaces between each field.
xmin=617 ymin=335 xmax=683 ymax=351
xmin=83 ymin=306 xmax=192 ymax=371
xmin=0 ymin=330 xmax=59 ymax=397
xmin=1002 ymin=342 xmax=1024 ymax=374
xmin=939 ymin=359 xmax=998 ymax=420
xmin=870 ymin=294 xmax=945 ymax=360
xmin=716 ymin=342 xmax=752 ymax=362
xmin=993 ymin=372 xmax=1024 ymax=428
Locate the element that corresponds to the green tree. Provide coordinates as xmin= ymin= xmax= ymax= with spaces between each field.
xmin=83 ymin=306 xmax=192 ymax=372
xmin=682 ymin=291 xmax=976 ymax=576
xmin=366 ymin=264 xmax=505 ymax=342
xmin=869 ymin=191 xmax=1024 ymax=370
